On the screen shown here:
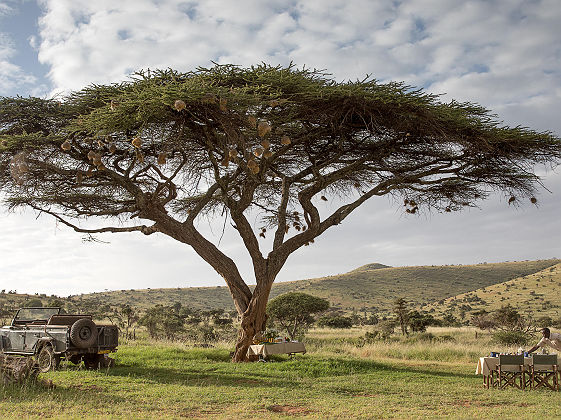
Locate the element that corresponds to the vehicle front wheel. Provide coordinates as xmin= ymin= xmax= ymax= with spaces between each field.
xmin=37 ymin=345 xmax=58 ymax=373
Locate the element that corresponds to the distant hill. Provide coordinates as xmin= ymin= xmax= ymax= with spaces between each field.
xmin=424 ymin=262 xmax=561 ymax=319
xmin=60 ymin=259 xmax=561 ymax=314
xmin=2 ymin=259 xmax=559 ymax=317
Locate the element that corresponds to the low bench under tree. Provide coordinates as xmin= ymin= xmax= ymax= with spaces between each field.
xmin=1 ymin=64 xmax=560 ymax=361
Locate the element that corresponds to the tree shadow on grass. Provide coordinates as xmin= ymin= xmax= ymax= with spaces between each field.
xmin=98 ymin=354 xmax=475 ymax=390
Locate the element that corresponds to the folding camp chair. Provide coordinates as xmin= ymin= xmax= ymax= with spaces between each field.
xmin=531 ymin=354 xmax=559 ymax=391
xmin=497 ymin=354 xmax=526 ymax=390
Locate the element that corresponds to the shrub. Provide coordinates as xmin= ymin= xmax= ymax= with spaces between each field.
xmin=317 ymin=315 xmax=353 ymax=329
xmin=492 ymin=330 xmax=531 ymax=346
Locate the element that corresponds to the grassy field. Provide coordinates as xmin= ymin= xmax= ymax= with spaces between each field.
xmin=2 ymin=327 xmax=560 ymax=419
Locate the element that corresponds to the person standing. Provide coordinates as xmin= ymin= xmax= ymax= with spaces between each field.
xmin=527 ymin=328 xmax=561 ymax=353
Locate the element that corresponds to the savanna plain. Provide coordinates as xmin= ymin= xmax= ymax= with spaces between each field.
xmin=2 ymin=326 xmax=560 ymax=419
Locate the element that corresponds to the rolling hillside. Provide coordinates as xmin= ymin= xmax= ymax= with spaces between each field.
xmin=2 ymin=259 xmax=559 ymax=318
xmin=424 ymin=262 xmax=561 ymax=319
xmin=62 ymin=259 xmax=561 ymax=314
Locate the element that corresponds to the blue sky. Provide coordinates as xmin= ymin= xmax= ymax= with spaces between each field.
xmin=0 ymin=0 xmax=560 ymax=296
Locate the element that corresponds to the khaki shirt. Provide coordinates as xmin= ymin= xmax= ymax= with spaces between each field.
xmin=537 ymin=332 xmax=561 ymax=351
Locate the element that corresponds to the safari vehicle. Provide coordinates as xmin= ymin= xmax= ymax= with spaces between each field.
xmin=0 ymin=307 xmax=118 ymax=372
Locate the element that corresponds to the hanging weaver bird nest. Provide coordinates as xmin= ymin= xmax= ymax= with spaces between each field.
xmin=87 ymin=150 xmax=96 ymax=161
xmin=257 ymin=121 xmax=272 ymax=137
xmin=92 ymin=153 xmax=102 ymax=166
xmin=320 ymin=195 xmax=327 ymax=201
xmin=530 ymin=197 xmax=537 ymax=204
xmin=108 ymin=143 xmax=117 ymax=154
xmin=253 ymin=147 xmax=264 ymax=157
xmin=229 ymin=148 xmax=238 ymax=158
xmin=157 ymin=152 xmax=167 ymax=165
xmin=1 ymin=354 xmax=39 ymax=385
xmin=131 ymin=137 xmax=142 ymax=148
xmin=281 ymin=135 xmax=291 ymax=145
xmin=260 ymin=139 xmax=271 ymax=149
xmin=247 ymin=115 xmax=257 ymax=128
xmin=9 ymin=152 xmax=28 ymax=184
xmin=61 ymin=140 xmax=71 ymax=151
xmin=263 ymin=150 xmax=273 ymax=159
xmin=247 ymin=159 xmax=259 ymax=174
xmin=174 ymin=100 xmax=186 ymax=111
xmin=219 ymin=97 xmax=228 ymax=111
xmin=508 ymin=196 xmax=516 ymax=205
xmin=202 ymin=93 xmax=217 ymax=104
xmin=76 ymin=172 xmax=84 ymax=184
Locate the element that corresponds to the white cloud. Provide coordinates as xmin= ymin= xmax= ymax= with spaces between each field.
xmin=0 ymin=31 xmax=37 ymax=94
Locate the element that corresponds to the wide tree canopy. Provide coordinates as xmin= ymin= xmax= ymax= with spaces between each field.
xmin=1 ymin=64 xmax=560 ymax=360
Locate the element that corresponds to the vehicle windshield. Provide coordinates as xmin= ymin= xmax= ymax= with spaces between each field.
xmin=14 ymin=307 xmax=60 ymax=322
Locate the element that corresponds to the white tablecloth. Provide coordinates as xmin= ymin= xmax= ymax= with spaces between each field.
xmin=247 ymin=342 xmax=306 ymax=357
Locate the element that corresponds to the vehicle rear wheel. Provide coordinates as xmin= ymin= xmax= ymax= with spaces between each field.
xmin=37 ymin=345 xmax=58 ymax=373
xmin=70 ymin=318 xmax=98 ymax=348
xmin=83 ymin=354 xmax=102 ymax=370
xmin=69 ymin=355 xmax=82 ymax=365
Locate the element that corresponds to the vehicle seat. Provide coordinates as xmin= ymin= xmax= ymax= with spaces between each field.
xmin=47 ymin=315 xmax=93 ymax=326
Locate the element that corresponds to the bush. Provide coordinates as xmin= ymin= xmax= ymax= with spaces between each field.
xmin=317 ymin=315 xmax=353 ymax=329
xmin=492 ymin=330 xmax=532 ymax=346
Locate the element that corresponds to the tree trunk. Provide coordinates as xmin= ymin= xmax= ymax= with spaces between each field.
xmin=232 ymin=281 xmax=273 ymax=362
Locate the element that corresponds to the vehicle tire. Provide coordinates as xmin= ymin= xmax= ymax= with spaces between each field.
xmin=69 ymin=355 xmax=82 ymax=365
xmin=37 ymin=345 xmax=58 ymax=373
xmin=70 ymin=318 xmax=98 ymax=348
xmin=83 ymin=354 xmax=102 ymax=370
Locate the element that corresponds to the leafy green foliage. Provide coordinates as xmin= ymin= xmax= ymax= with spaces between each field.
xmin=267 ymin=292 xmax=329 ymax=339
xmin=407 ymin=311 xmax=439 ymax=332
xmin=492 ymin=330 xmax=532 ymax=346
xmin=316 ymin=315 xmax=353 ymax=329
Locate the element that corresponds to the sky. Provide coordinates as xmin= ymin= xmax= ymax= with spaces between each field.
xmin=0 ymin=0 xmax=560 ymax=297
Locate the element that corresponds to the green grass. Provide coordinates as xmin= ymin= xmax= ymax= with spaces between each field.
xmin=2 ymin=329 xmax=561 ymax=419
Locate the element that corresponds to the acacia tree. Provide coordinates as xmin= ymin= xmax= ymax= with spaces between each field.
xmin=267 ymin=292 xmax=329 ymax=340
xmin=1 ymin=64 xmax=560 ymax=361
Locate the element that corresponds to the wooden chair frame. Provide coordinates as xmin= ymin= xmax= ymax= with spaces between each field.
xmin=497 ymin=355 xmax=526 ymax=390
xmin=531 ymin=354 xmax=559 ymax=391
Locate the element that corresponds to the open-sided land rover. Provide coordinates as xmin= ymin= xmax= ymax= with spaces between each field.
xmin=0 ymin=307 xmax=118 ymax=372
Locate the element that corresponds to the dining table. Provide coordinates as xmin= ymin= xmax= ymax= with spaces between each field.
xmin=247 ymin=341 xmax=306 ymax=361
xmin=476 ymin=356 xmax=532 ymax=388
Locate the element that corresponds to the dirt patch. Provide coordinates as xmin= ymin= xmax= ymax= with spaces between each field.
xmin=267 ymin=405 xmax=311 ymax=415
